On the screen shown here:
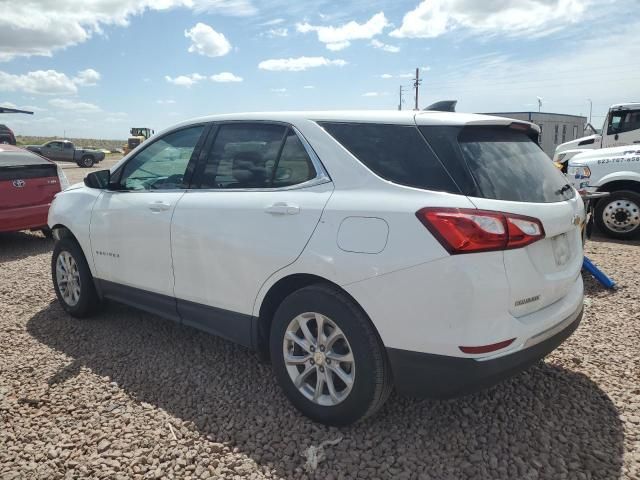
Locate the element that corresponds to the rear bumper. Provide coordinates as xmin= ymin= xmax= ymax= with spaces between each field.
xmin=387 ymin=303 xmax=583 ymax=398
xmin=0 ymin=203 xmax=51 ymax=232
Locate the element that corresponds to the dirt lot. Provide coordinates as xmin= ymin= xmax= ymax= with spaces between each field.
xmin=0 ymin=166 xmax=638 ymax=479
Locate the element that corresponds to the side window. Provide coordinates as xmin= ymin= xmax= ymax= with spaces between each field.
xmin=608 ymin=111 xmax=624 ymax=134
xmin=272 ymin=131 xmax=316 ymax=187
xmin=195 ymin=123 xmax=287 ymax=189
xmin=562 ymin=124 xmax=567 ymax=143
xmin=615 ymin=110 xmax=640 ymax=134
xmin=322 ymin=122 xmax=460 ymax=193
xmin=48 ymin=142 xmax=62 ymax=150
xmin=119 ymin=125 xmax=204 ymax=191
xmin=554 ymin=125 xmax=559 ymax=144
xmin=64 ymin=143 xmax=73 ymax=150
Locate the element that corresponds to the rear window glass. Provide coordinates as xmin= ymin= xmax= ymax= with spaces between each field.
xmin=320 ymin=122 xmax=459 ymax=193
xmin=421 ymin=126 xmax=574 ymax=203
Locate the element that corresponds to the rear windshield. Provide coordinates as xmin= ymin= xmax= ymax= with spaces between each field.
xmin=319 ymin=122 xmax=460 ymax=193
xmin=421 ymin=126 xmax=574 ymax=203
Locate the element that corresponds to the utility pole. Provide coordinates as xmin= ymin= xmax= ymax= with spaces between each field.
xmin=588 ymin=98 xmax=593 ymax=124
xmin=413 ymin=67 xmax=421 ymax=110
xmin=398 ymin=86 xmax=404 ymax=111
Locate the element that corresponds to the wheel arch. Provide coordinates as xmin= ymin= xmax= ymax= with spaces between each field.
xmin=51 ymin=224 xmax=80 ymax=243
xmin=596 ymin=179 xmax=640 ymax=194
xmin=254 ymin=273 xmax=383 ymax=361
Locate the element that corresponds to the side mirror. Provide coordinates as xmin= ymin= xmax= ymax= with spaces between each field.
xmin=84 ymin=169 xmax=111 ymax=189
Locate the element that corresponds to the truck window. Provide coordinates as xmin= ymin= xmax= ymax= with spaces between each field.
xmin=608 ymin=110 xmax=640 ymax=135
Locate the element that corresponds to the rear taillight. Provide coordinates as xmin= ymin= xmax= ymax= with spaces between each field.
xmin=416 ymin=208 xmax=545 ymax=254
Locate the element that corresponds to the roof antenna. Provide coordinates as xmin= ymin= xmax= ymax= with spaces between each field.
xmin=424 ymin=100 xmax=457 ymax=112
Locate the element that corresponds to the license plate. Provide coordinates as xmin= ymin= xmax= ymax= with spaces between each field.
xmin=552 ymin=233 xmax=571 ymax=266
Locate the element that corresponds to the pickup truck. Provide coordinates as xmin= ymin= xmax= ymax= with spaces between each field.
xmin=567 ymin=145 xmax=640 ymax=240
xmin=25 ymin=140 xmax=105 ymax=168
xmin=554 ymin=102 xmax=640 ymax=164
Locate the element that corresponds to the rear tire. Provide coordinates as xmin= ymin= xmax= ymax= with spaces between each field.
xmin=79 ymin=155 xmax=95 ymax=168
xmin=51 ymin=238 xmax=102 ymax=317
xmin=270 ymin=284 xmax=392 ymax=426
xmin=595 ymin=190 xmax=640 ymax=240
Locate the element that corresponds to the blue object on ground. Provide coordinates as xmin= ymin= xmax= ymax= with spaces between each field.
xmin=583 ymin=256 xmax=616 ymax=289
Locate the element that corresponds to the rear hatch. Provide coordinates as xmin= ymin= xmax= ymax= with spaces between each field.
xmin=0 ymin=148 xmax=60 ymax=209
xmin=418 ymin=121 xmax=583 ymax=317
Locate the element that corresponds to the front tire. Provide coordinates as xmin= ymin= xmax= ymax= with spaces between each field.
xmin=51 ymin=238 xmax=101 ymax=317
xmin=79 ymin=155 xmax=95 ymax=168
xmin=270 ymin=284 xmax=392 ymax=426
xmin=595 ymin=190 xmax=640 ymax=240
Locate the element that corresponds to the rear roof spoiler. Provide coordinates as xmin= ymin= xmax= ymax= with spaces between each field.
xmin=424 ymin=100 xmax=457 ymax=112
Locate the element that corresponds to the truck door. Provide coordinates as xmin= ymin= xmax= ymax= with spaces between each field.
xmin=602 ymin=108 xmax=640 ymax=148
xmin=44 ymin=142 xmax=63 ymax=161
xmin=62 ymin=142 xmax=74 ymax=162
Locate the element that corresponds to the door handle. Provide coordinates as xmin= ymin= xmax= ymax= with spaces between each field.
xmin=148 ymin=201 xmax=171 ymax=212
xmin=614 ymin=134 xmax=619 ymax=140
xmin=264 ymin=202 xmax=300 ymax=215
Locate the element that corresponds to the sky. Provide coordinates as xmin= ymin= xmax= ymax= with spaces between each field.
xmin=1 ymin=0 xmax=639 ymax=139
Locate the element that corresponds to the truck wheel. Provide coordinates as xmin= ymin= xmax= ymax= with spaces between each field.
xmin=51 ymin=237 xmax=102 ymax=317
xmin=80 ymin=155 xmax=95 ymax=168
xmin=595 ymin=190 xmax=640 ymax=240
xmin=270 ymin=284 xmax=392 ymax=426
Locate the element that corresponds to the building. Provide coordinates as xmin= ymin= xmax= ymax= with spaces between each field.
xmin=484 ymin=112 xmax=587 ymax=158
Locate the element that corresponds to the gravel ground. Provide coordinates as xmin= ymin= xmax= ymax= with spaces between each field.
xmin=0 ymin=173 xmax=638 ymax=479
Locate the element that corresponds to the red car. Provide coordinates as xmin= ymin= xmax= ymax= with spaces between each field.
xmin=0 ymin=145 xmax=68 ymax=236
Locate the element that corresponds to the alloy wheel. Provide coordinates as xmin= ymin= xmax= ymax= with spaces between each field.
xmin=283 ymin=312 xmax=355 ymax=406
xmin=56 ymin=251 xmax=81 ymax=306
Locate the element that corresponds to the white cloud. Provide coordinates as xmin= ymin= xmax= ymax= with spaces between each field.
xmin=326 ymin=41 xmax=350 ymax=51
xmin=156 ymin=99 xmax=176 ymax=104
xmin=362 ymin=91 xmax=390 ymax=97
xmin=165 ymin=73 xmax=206 ymax=87
xmin=421 ymin=21 xmax=640 ymax=116
xmin=271 ymin=88 xmax=287 ymax=93
xmin=73 ymin=68 xmax=101 ymax=86
xmin=49 ymin=98 xmax=101 ymax=113
xmin=303 ymin=85 xmax=315 ymax=89
xmin=210 ymin=72 xmax=243 ymax=82
xmin=260 ymin=18 xmax=285 ymax=26
xmin=185 ymin=23 xmax=231 ymax=57
xmin=258 ymin=56 xmax=347 ymax=72
xmin=370 ymin=39 xmax=400 ymax=53
xmin=390 ymin=0 xmax=590 ymax=38
xmin=0 ymin=70 xmax=78 ymax=95
xmin=265 ymin=28 xmax=288 ymax=38
xmin=380 ymin=73 xmax=415 ymax=79
xmin=296 ymin=12 xmax=389 ymax=50
xmin=0 ymin=0 xmax=254 ymax=61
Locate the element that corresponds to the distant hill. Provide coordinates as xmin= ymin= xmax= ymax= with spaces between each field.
xmin=16 ymin=136 xmax=126 ymax=151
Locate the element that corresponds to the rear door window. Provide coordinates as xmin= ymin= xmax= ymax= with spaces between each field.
xmin=421 ymin=126 xmax=574 ymax=203
xmin=193 ymin=123 xmax=317 ymax=189
xmin=319 ymin=122 xmax=460 ymax=193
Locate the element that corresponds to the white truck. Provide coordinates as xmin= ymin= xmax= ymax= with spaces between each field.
xmin=567 ymin=145 xmax=640 ymax=240
xmin=554 ymin=102 xmax=640 ymax=164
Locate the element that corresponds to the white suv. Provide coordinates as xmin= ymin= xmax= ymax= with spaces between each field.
xmin=49 ymin=111 xmax=585 ymax=425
